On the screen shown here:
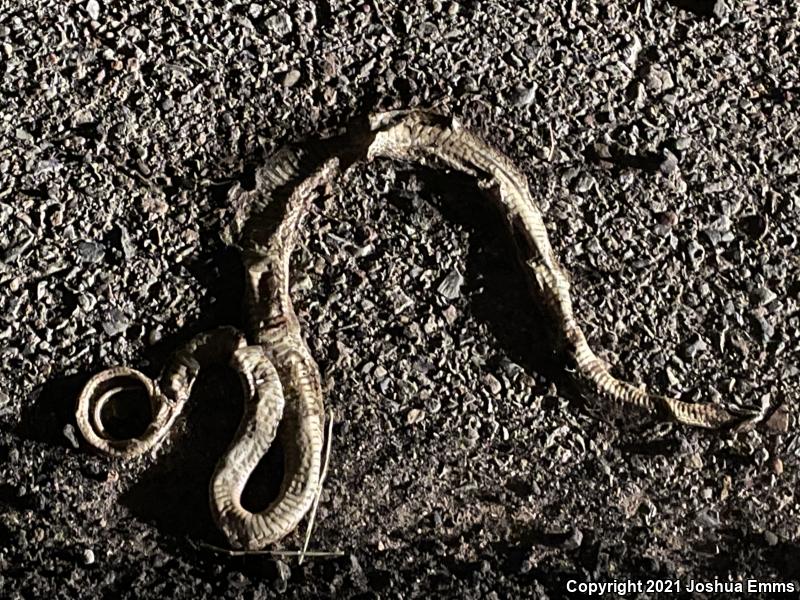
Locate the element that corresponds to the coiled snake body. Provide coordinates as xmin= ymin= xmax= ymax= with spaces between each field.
xmin=75 ymin=111 xmax=764 ymax=549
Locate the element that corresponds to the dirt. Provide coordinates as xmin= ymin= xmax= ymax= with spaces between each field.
xmin=1 ymin=1 xmax=799 ymax=598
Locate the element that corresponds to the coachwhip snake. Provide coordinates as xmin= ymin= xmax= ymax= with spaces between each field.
xmin=75 ymin=110 xmax=765 ymax=549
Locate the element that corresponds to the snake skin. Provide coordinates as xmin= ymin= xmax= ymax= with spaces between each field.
xmin=74 ymin=111 xmax=764 ymax=551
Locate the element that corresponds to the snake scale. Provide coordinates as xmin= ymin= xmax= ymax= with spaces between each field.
xmin=75 ymin=110 xmax=764 ymax=549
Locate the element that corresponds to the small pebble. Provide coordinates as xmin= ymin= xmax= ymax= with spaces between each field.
xmin=85 ymin=0 xmax=100 ymax=20
xmin=686 ymin=240 xmax=705 ymax=267
xmin=102 ymin=308 xmax=129 ymax=336
xmin=437 ymin=270 xmax=464 ymax=300
xmin=754 ymin=315 xmax=774 ymax=342
xmin=686 ymin=453 xmax=703 ymax=470
xmin=424 ymin=396 xmax=441 ymax=414
xmin=562 ymin=527 xmax=583 ymax=550
xmin=283 ymin=70 xmax=301 ymax=88
xmin=267 ymin=12 xmax=292 ymax=36
xmin=519 ymin=557 xmax=534 ymax=574
xmin=63 ymin=424 xmax=80 ymax=449
xmin=683 ymin=336 xmax=708 ymax=360
xmin=248 ymin=3 xmax=263 ymax=18
xmin=82 ymin=548 xmax=95 ymax=565
xmin=738 ymin=214 xmax=769 ymax=240
xmin=659 ymin=149 xmax=679 ymax=174
xmin=117 ymin=224 xmax=135 ymax=259
xmin=695 ymin=509 xmax=720 ymax=529
xmin=148 ymin=326 xmax=163 ymax=345
xmin=712 ymin=0 xmax=730 ymax=20
xmin=406 ymin=408 xmax=425 ymax=425
xmin=77 ymin=240 xmax=105 ymax=264
xmin=511 ymin=86 xmax=536 ymax=108
xmin=483 ymin=373 xmax=502 ymax=395
xmin=765 ymin=405 xmax=790 ymax=433
xmin=750 ymin=287 xmax=777 ymax=307
xmin=657 ymin=210 xmax=679 ymax=227
xmin=763 ymin=531 xmax=779 ymax=546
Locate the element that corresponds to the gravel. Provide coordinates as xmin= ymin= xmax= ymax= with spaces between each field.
xmin=1 ymin=0 xmax=798 ymax=598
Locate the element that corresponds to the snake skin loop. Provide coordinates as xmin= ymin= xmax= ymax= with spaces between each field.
xmin=76 ymin=162 xmax=335 ymax=549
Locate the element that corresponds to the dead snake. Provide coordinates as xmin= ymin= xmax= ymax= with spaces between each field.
xmin=75 ymin=110 xmax=764 ymax=550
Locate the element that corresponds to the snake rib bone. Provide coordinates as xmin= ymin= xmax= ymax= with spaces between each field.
xmin=74 ymin=110 xmax=764 ymax=550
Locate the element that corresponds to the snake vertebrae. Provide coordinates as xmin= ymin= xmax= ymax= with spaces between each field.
xmin=75 ymin=110 xmax=765 ymax=550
